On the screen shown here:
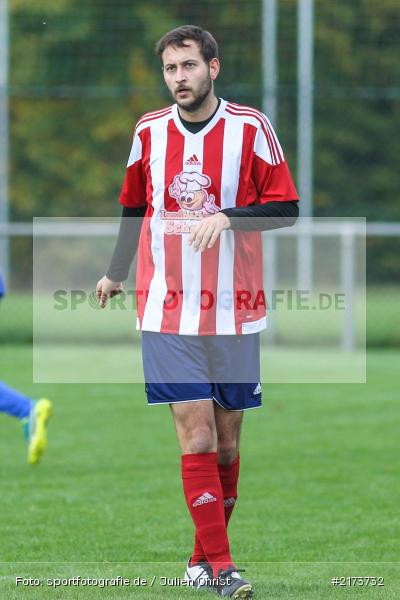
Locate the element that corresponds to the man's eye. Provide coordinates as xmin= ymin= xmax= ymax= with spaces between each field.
xmin=165 ymin=66 xmax=175 ymax=72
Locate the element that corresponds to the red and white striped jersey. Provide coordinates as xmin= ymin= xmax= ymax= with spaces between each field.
xmin=119 ymin=99 xmax=298 ymax=336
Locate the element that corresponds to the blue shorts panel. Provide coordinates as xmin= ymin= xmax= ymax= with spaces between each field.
xmin=142 ymin=332 xmax=262 ymax=411
xmin=142 ymin=331 xmax=210 ymax=384
xmin=145 ymin=381 xmax=213 ymax=404
xmin=212 ymin=383 xmax=262 ymax=411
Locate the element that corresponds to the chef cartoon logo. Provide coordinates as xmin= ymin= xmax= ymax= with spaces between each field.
xmin=168 ymin=171 xmax=219 ymax=215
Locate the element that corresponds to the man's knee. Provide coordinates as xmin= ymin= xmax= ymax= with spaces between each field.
xmin=184 ymin=424 xmax=217 ymax=454
xmin=171 ymin=399 xmax=217 ymax=455
xmin=217 ymin=439 xmax=239 ymax=465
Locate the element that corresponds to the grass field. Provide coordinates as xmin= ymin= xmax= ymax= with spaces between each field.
xmin=1 ymin=286 xmax=399 ymax=347
xmin=0 ymin=343 xmax=399 ymax=598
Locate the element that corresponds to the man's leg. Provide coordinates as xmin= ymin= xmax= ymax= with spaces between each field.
xmin=215 ymin=403 xmax=243 ymax=523
xmin=171 ymin=400 xmax=234 ymax=577
xmin=181 ymin=402 xmax=253 ymax=598
xmin=192 ymin=404 xmax=243 ymax=563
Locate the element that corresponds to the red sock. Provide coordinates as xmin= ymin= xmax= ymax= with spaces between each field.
xmin=218 ymin=453 xmax=240 ymax=526
xmin=182 ymin=452 xmax=233 ymax=577
xmin=191 ymin=454 xmax=240 ymax=566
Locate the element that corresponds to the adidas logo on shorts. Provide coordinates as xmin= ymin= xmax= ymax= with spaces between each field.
xmin=253 ymin=382 xmax=262 ymax=395
xmin=193 ymin=492 xmax=217 ymax=507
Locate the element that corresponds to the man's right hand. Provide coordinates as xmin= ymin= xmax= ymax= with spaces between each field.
xmin=96 ymin=276 xmax=124 ymax=309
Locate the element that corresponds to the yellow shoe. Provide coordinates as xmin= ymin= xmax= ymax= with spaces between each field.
xmin=28 ymin=398 xmax=52 ymax=465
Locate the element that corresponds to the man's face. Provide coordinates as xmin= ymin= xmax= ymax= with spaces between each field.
xmin=162 ymin=40 xmax=219 ymax=112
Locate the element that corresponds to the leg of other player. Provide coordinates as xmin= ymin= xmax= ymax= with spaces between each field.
xmin=0 ymin=382 xmax=52 ymax=465
xmin=170 ymin=400 xmax=235 ymax=578
xmin=0 ymin=381 xmax=32 ymax=419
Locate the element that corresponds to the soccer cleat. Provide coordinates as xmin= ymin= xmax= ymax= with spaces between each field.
xmin=27 ymin=398 xmax=52 ymax=465
xmin=215 ymin=566 xmax=254 ymax=598
xmin=183 ymin=557 xmax=214 ymax=590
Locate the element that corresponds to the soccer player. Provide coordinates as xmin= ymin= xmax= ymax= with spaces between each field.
xmin=0 ymin=272 xmax=52 ymax=465
xmin=97 ymin=25 xmax=299 ymax=598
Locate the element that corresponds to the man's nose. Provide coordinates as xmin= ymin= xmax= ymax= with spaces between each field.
xmin=175 ymin=67 xmax=187 ymax=82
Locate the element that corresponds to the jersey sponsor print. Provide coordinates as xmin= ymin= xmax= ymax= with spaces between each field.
xmin=119 ymin=100 xmax=298 ymax=335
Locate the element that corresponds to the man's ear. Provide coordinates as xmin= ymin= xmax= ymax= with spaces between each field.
xmin=209 ymin=58 xmax=220 ymax=81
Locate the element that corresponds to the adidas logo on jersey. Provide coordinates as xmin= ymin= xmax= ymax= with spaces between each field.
xmin=253 ymin=382 xmax=262 ymax=395
xmin=193 ymin=492 xmax=217 ymax=507
xmin=185 ymin=154 xmax=201 ymax=166
xmin=224 ymin=497 xmax=236 ymax=507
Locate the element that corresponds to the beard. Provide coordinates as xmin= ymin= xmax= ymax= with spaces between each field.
xmin=174 ymin=75 xmax=213 ymax=113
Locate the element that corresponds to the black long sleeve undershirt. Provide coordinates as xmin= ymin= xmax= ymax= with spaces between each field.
xmin=221 ymin=200 xmax=298 ymax=231
xmin=106 ymin=206 xmax=146 ymax=281
xmin=106 ymin=200 xmax=299 ymax=282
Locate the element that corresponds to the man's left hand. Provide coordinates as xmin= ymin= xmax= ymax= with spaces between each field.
xmin=188 ymin=212 xmax=231 ymax=252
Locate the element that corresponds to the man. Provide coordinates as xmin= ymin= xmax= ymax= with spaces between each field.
xmin=97 ymin=25 xmax=298 ymax=598
xmin=0 ymin=271 xmax=52 ymax=465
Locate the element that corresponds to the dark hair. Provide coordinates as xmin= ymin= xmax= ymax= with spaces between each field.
xmin=155 ymin=25 xmax=218 ymax=63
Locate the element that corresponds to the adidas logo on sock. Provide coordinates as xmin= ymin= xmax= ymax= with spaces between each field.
xmin=193 ymin=492 xmax=217 ymax=507
xmin=253 ymin=382 xmax=262 ymax=395
xmin=224 ymin=497 xmax=236 ymax=507
xmin=185 ymin=154 xmax=201 ymax=166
